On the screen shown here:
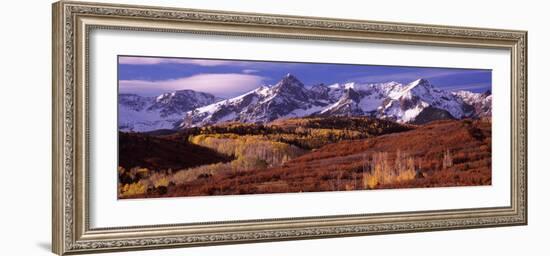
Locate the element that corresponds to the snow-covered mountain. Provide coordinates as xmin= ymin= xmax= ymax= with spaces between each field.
xmin=453 ymin=90 xmax=492 ymax=118
xmin=375 ymin=78 xmax=471 ymax=123
xmin=179 ymin=74 xmax=492 ymax=128
xmin=180 ymin=74 xmax=330 ymax=127
xmin=318 ymin=81 xmax=402 ymax=117
xmin=118 ymin=90 xmax=220 ymax=132
xmin=119 ymin=74 xmax=492 ymax=131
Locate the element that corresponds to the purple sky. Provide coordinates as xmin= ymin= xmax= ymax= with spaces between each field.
xmin=118 ymin=55 xmax=492 ymax=98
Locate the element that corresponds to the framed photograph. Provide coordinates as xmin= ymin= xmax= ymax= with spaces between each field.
xmin=52 ymin=1 xmax=527 ymax=255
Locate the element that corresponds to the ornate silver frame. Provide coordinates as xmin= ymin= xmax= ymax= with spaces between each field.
xmin=52 ymin=1 xmax=527 ymax=255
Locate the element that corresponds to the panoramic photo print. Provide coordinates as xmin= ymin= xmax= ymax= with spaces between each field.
xmin=117 ymin=56 xmax=492 ymax=199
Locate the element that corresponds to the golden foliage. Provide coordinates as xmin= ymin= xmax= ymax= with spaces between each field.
xmin=363 ymin=151 xmax=417 ymax=189
xmin=169 ymin=162 xmax=225 ymax=185
xmin=149 ymin=173 xmax=169 ymax=188
xmin=120 ymin=182 xmax=147 ymax=197
xmin=189 ymin=134 xmax=304 ymax=167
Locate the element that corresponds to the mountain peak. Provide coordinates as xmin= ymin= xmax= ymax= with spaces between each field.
xmin=403 ymin=79 xmax=434 ymax=95
xmin=156 ymin=90 xmax=203 ymax=102
xmin=270 ymin=74 xmax=309 ymax=102
xmin=409 ymin=78 xmax=431 ymax=88
xmin=278 ymin=73 xmax=304 ymax=87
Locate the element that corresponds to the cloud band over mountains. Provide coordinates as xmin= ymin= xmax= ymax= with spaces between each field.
xmin=119 ymin=73 xmax=266 ymax=98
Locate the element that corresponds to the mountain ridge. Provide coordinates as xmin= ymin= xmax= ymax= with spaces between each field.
xmin=119 ymin=74 xmax=492 ymax=131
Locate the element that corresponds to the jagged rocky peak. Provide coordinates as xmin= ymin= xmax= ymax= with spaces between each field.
xmin=482 ymin=90 xmax=492 ymax=97
xmin=276 ymin=73 xmax=304 ymax=88
xmin=149 ymin=90 xmax=219 ymax=116
xmin=118 ymin=89 xmax=220 ymax=132
xmin=404 ymin=78 xmax=434 ymax=92
xmin=155 ymin=89 xmax=216 ymax=102
xmin=409 ymin=78 xmax=432 ymax=87
xmin=270 ymin=73 xmax=309 ymax=101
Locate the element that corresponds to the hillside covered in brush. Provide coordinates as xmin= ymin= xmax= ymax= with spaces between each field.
xmin=118 ymin=117 xmax=491 ymax=198
xmin=150 ymin=119 xmax=491 ymax=197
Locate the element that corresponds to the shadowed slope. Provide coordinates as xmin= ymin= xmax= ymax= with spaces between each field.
xmin=118 ymin=132 xmax=233 ymax=171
